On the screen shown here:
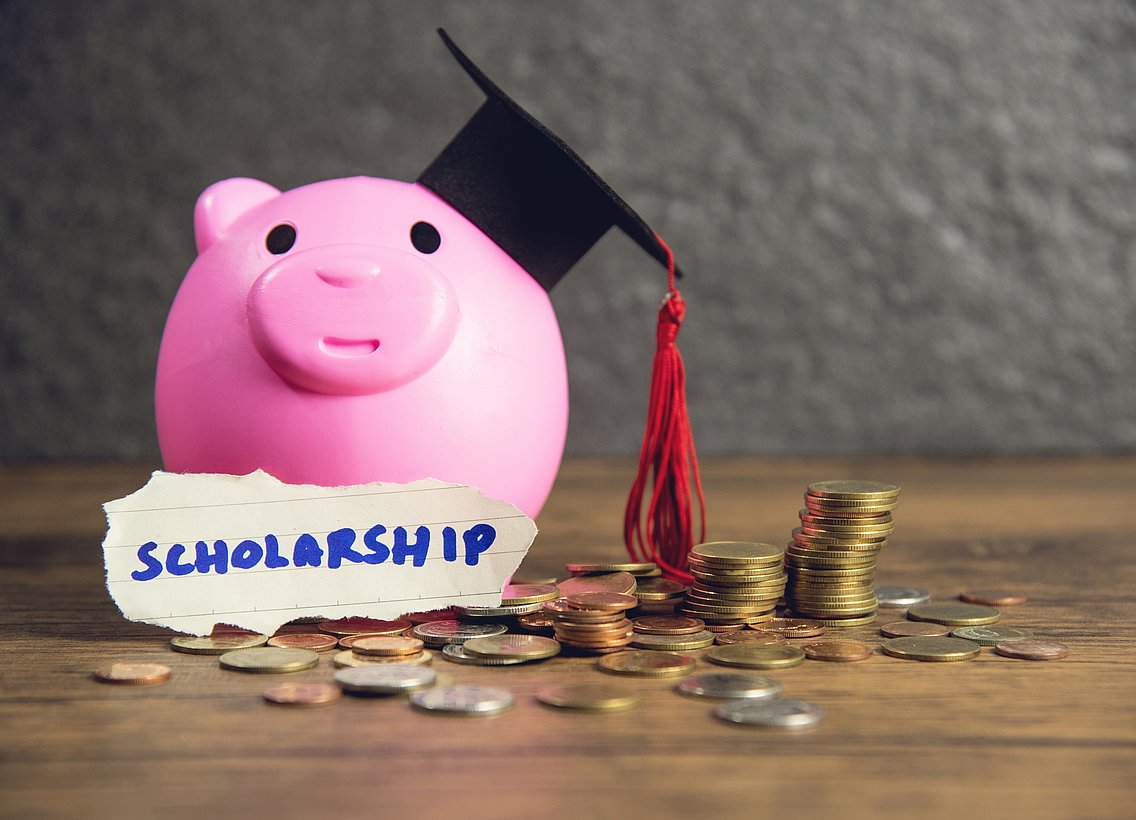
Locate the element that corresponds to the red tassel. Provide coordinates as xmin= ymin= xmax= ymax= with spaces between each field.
xmin=623 ymin=235 xmax=706 ymax=583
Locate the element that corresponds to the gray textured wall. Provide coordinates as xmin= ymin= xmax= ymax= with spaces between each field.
xmin=1 ymin=0 xmax=1134 ymax=460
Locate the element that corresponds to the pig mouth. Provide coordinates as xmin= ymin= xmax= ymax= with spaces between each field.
xmin=319 ymin=337 xmax=381 ymax=357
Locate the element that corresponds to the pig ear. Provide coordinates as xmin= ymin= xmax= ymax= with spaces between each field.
xmin=194 ymin=178 xmax=281 ymax=253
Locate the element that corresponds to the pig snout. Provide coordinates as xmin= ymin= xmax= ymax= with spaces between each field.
xmin=247 ymin=244 xmax=459 ymax=396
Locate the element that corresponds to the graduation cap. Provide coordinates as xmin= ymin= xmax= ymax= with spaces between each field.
xmin=421 ymin=29 xmax=704 ymax=581
xmin=419 ymin=29 xmax=678 ymax=291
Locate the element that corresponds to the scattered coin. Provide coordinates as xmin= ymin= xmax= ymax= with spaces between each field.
xmin=879 ymin=621 xmax=952 ymax=638
xmin=170 ymin=634 xmax=268 ymax=655
xmin=566 ymin=592 xmax=639 ymax=612
xmin=499 ymin=583 xmax=560 ymax=605
xmin=751 ymin=618 xmax=825 ymax=639
xmin=565 ymin=561 xmax=657 ymax=575
xmin=881 ymin=636 xmax=981 ymax=662
xmin=335 ymin=664 xmax=437 ymax=695
xmin=266 ymin=633 xmax=339 ymax=652
xmin=462 ymin=634 xmax=561 ymax=661
xmin=994 ymin=640 xmax=1069 ymax=660
xmin=959 ymin=589 xmax=1028 ymax=607
xmin=597 ymin=650 xmax=697 ymax=678
xmin=319 ymin=617 xmax=411 ymax=637
xmin=350 ymin=635 xmax=425 ymax=657
xmin=802 ymin=640 xmax=872 ymax=662
xmin=556 ymin=572 xmax=637 ymax=597
xmin=629 ymin=631 xmax=715 ymax=651
xmin=409 ymin=685 xmax=515 ymax=716
xmin=951 ymin=626 xmax=1033 ymax=646
xmin=536 ymin=683 xmax=641 ymax=712
xmin=632 ymin=616 xmax=706 ymax=635
xmin=677 ymin=673 xmax=782 ymax=700
xmin=92 ymin=662 xmax=171 ymax=686
xmin=875 ymin=586 xmax=932 ymax=607
xmin=715 ymin=698 xmax=825 ymax=729
xmin=411 ymin=620 xmax=507 ymax=646
xmin=219 ymin=647 xmax=320 ymax=674
xmin=263 ymin=682 xmax=341 ymax=707
xmin=706 ymin=643 xmax=806 ymax=670
xmin=714 ymin=631 xmax=787 ymax=646
xmin=907 ymin=602 xmax=1001 ymax=626
xmin=333 ymin=649 xmax=432 ymax=668
xmin=440 ymin=644 xmax=527 ymax=666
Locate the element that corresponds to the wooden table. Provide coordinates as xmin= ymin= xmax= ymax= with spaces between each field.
xmin=1 ymin=458 xmax=1134 ymax=819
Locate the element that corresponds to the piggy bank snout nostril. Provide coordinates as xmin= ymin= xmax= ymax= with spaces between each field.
xmin=314 ymin=261 xmax=382 ymax=287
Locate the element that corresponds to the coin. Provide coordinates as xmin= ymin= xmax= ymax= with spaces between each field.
xmin=879 ymin=621 xmax=952 ymax=638
xmin=714 ymin=631 xmax=787 ymax=646
xmin=440 ymin=644 xmax=528 ymax=666
xmin=706 ymin=643 xmax=806 ymax=670
xmin=801 ymin=612 xmax=878 ymax=627
xmin=536 ymin=683 xmax=641 ymax=712
xmin=715 ymin=698 xmax=825 ymax=728
xmin=881 ymin=636 xmax=981 ymax=662
xmin=633 ymin=577 xmax=688 ymax=601
xmin=952 ymin=626 xmax=1033 ymax=646
xmin=170 ymin=634 xmax=268 ymax=655
xmin=959 ymin=589 xmax=1028 ymax=607
xmin=907 ymin=602 xmax=1000 ymax=626
xmin=690 ymin=542 xmax=784 ymax=565
xmin=875 ymin=586 xmax=932 ymax=607
xmin=632 ymin=616 xmax=706 ymax=635
xmin=401 ymin=608 xmax=459 ymax=625
xmin=807 ymin=480 xmax=900 ymax=500
xmin=597 ymin=650 xmax=696 ymax=678
xmin=332 ymin=649 xmax=431 ymax=668
xmin=515 ymin=611 xmax=556 ymax=633
xmin=453 ymin=602 xmax=545 ymax=618
xmin=994 ymin=640 xmax=1069 ymax=660
xmin=319 ymin=617 xmax=411 ymax=637
xmin=219 ymin=647 xmax=320 ymax=673
xmin=556 ymin=572 xmax=637 ymax=596
xmin=462 ymin=634 xmax=561 ymax=661
xmin=266 ymin=633 xmax=339 ymax=652
xmin=411 ymin=620 xmax=507 ymax=646
xmin=802 ymin=640 xmax=872 ymax=662
xmin=565 ymin=592 xmax=639 ymax=612
xmin=751 ymin=618 xmax=825 ymax=639
xmin=629 ymin=631 xmax=715 ymax=651
xmin=543 ymin=599 xmax=626 ymax=620
xmin=677 ymin=672 xmax=782 ymax=700
xmin=409 ymin=685 xmax=514 ymax=715
xmin=350 ymin=635 xmax=425 ymax=657
xmin=335 ymin=664 xmax=437 ymax=694
xmin=263 ymin=682 xmax=341 ymax=707
xmin=500 ymin=583 xmax=560 ymax=605
xmin=92 ymin=662 xmax=171 ymax=686
xmin=565 ymin=561 xmax=657 ymax=575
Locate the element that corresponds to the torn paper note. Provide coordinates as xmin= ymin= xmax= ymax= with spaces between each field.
xmin=103 ymin=470 xmax=537 ymax=636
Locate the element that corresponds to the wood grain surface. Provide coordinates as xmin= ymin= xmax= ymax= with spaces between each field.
xmin=1 ymin=459 xmax=1133 ymax=819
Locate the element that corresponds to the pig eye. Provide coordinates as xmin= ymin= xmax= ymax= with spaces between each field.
xmin=266 ymin=224 xmax=297 ymax=254
xmin=410 ymin=221 xmax=441 ymax=254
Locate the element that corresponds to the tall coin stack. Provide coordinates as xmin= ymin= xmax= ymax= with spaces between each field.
xmin=786 ymin=480 xmax=900 ymax=627
xmin=679 ymin=542 xmax=787 ymax=629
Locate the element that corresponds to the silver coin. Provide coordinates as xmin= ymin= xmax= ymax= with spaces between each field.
xmin=951 ymin=625 xmax=1033 ymax=646
xmin=411 ymin=620 xmax=508 ymax=645
xmin=334 ymin=664 xmax=436 ymax=695
xmin=409 ymin=685 xmax=515 ymax=715
xmin=874 ymin=585 xmax=931 ymax=607
xmin=677 ymin=673 xmax=782 ymax=700
xmin=452 ymin=603 xmax=545 ymax=617
xmin=715 ymin=698 xmax=825 ymax=728
xmin=441 ymin=644 xmax=527 ymax=666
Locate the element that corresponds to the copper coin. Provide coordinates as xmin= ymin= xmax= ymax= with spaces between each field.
xmin=349 ymin=635 xmax=425 ymax=657
xmin=566 ymin=592 xmax=639 ymax=612
xmin=751 ymin=618 xmax=826 ymax=638
xmin=715 ymin=631 xmax=787 ymax=646
xmin=92 ymin=662 xmax=171 ymax=686
xmin=556 ymin=572 xmax=638 ymax=597
xmin=319 ymin=616 xmax=412 ymax=636
xmin=802 ymin=640 xmax=872 ymax=662
xmin=210 ymin=623 xmax=263 ymax=637
xmin=597 ymin=650 xmax=697 ymax=677
xmin=879 ymin=621 xmax=952 ymax=638
xmin=994 ymin=640 xmax=1069 ymax=660
xmin=632 ymin=616 xmax=706 ymax=635
xmin=263 ymin=682 xmax=342 ymax=707
xmin=516 ymin=612 xmax=556 ymax=632
xmin=266 ymin=633 xmax=339 ymax=652
xmin=402 ymin=609 xmax=458 ymax=625
xmin=959 ymin=589 xmax=1028 ymax=607
xmin=544 ymin=599 xmax=626 ymax=620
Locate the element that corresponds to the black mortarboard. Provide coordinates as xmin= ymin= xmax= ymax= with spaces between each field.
xmin=418 ymin=29 xmax=677 ymax=291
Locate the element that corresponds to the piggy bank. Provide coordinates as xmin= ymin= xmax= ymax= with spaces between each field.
xmin=156 ymin=176 xmax=568 ymax=518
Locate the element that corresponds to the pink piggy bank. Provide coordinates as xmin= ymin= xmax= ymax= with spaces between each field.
xmin=156 ymin=32 xmax=673 ymax=519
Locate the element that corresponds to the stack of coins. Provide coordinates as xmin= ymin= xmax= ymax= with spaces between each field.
xmin=544 ymin=593 xmax=636 ymax=653
xmin=785 ymin=480 xmax=900 ymax=626
xmin=679 ymin=542 xmax=786 ymax=628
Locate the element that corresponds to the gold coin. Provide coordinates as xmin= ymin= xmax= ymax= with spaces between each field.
xmin=804 ymin=497 xmax=898 ymax=513
xmin=715 ymin=630 xmax=786 ymax=646
xmin=92 ymin=662 xmax=171 ymax=686
xmin=879 ymin=621 xmax=952 ymax=638
xmin=634 ymin=577 xmax=688 ymax=600
xmin=907 ymin=602 xmax=1001 ymax=626
xmin=332 ymin=649 xmax=432 ymax=668
xmin=799 ymin=509 xmax=893 ymax=525
xmin=536 ymin=683 xmax=641 ymax=712
xmin=462 ymin=634 xmax=561 ymax=661
xmin=556 ymin=572 xmax=637 ymax=597
xmin=350 ymin=635 xmax=425 ymax=657
xmin=219 ymin=647 xmax=320 ymax=673
xmin=705 ymin=643 xmax=805 ymax=670
xmin=690 ymin=542 xmax=783 ymax=565
xmin=795 ymin=612 xmax=878 ymax=627
xmin=170 ymin=634 xmax=268 ymax=655
xmin=565 ymin=561 xmax=657 ymax=575
xmin=266 ymin=633 xmax=339 ymax=652
xmin=750 ymin=618 xmax=825 ymax=638
xmin=629 ymin=630 xmax=715 ymax=651
xmin=597 ymin=650 xmax=696 ymax=677
xmin=807 ymin=480 xmax=901 ymax=500
xmin=500 ymin=583 xmax=561 ymax=605
xmin=882 ymin=636 xmax=981 ymax=662
xmin=263 ymin=682 xmax=341 ymax=707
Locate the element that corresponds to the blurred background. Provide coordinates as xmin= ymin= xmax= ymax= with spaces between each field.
xmin=1 ymin=0 xmax=1133 ymax=461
